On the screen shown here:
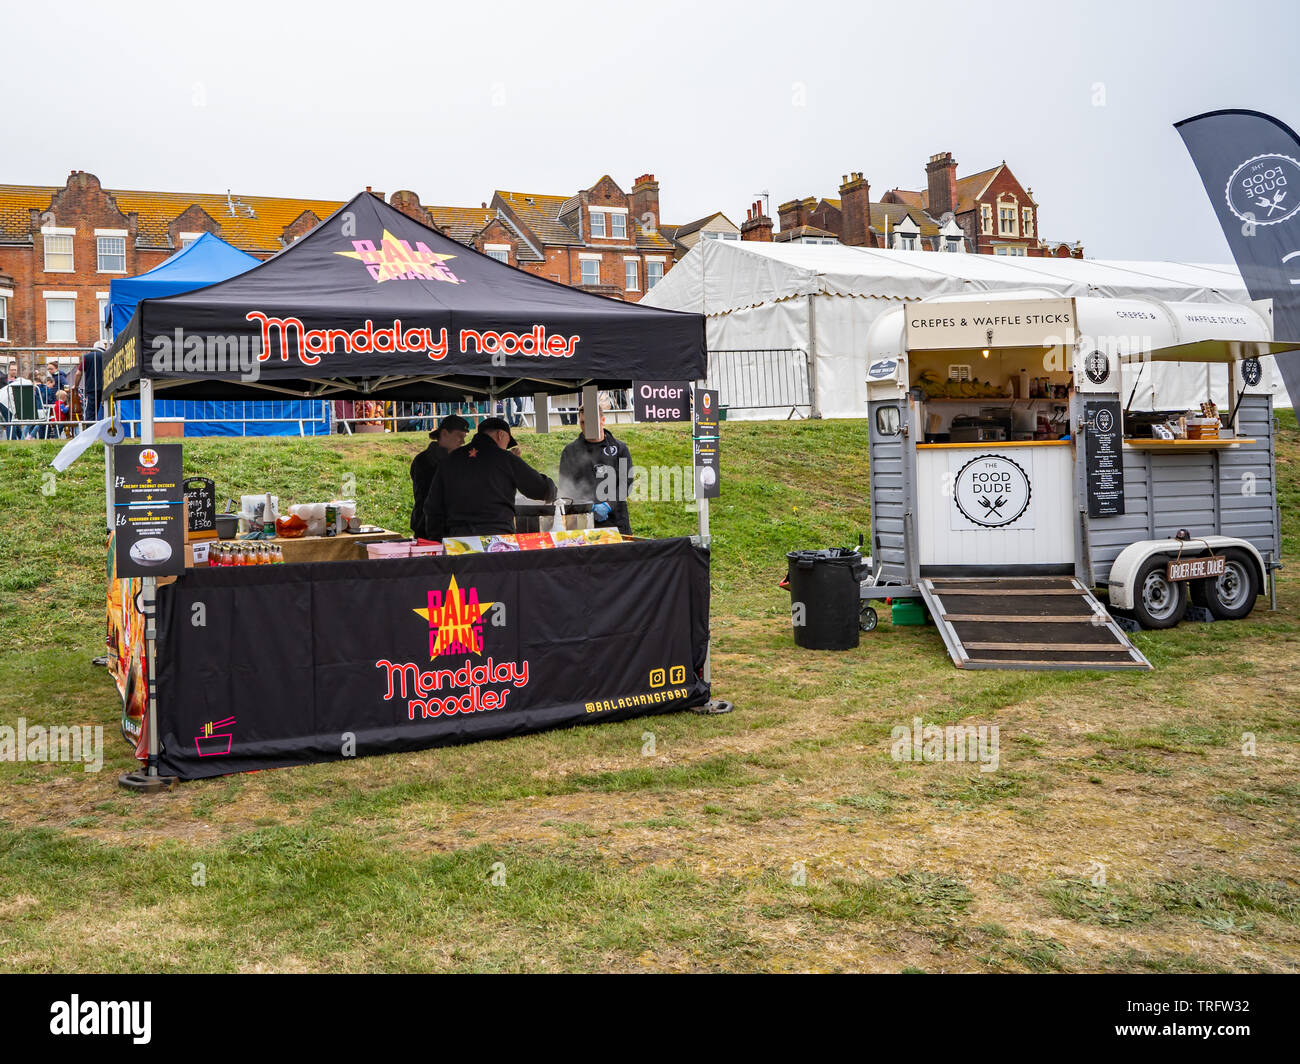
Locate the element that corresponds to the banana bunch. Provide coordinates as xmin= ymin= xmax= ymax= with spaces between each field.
xmin=913 ymin=369 xmax=1007 ymax=399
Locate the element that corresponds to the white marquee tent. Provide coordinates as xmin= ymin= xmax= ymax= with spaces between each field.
xmin=641 ymin=240 xmax=1293 ymax=417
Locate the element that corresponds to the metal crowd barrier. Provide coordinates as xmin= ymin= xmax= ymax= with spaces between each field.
xmin=705 ymin=348 xmax=811 ymax=417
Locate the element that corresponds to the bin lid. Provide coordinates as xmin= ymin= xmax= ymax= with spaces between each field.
xmin=786 ymin=548 xmax=861 ymax=564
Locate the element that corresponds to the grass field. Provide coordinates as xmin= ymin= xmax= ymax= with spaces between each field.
xmin=1 ymin=416 xmax=1298 ymax=972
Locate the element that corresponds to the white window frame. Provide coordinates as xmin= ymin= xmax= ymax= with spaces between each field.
xmin=0 ymin=286 xmax=11 ymax=342
xmin=1022 ymin=208 xmax=1034 ymax=238
xmin=610 ymin=213 xmax=627 ymax=239
xmin=97 ymin=292 xmax=111 ymax=342
xmin=484 ymin=242 xmax=511 ymax=264
xmin=980 ymin=204 xmax=993 ymax=236
xmin=623 ymin=256 xmax=639 ymax=291
xmin=43 ymin=226 xmax=75 ymax=273
xmin=96 ymin=230 xmax=127 ymax=273
xmin=179 ymin=231 xmax=203 ymax=249
xmin=645 ymin=257 xmax=665 ymax=289
xmin=994 ymin=245 xmax=1027 ymax=257
xmin=998 ymin=197 xmax=1018 ymax=237
xmin=588 ymin=211 xmax=606 ymax=239
xmin=578 ymin=254 xmax=602 ymax=286
xmin=43 ymin=292 xmax=77 ymax=343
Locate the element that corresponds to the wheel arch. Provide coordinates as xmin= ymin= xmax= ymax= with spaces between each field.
xmin=1107 ymin=537 xmax=1266 ymax=610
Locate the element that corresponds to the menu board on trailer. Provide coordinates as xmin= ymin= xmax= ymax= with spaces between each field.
xmin=1084 ymin=399 xmax=1126 ymax=518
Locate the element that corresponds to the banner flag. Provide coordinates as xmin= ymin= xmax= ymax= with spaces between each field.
xmin=1175 ymin=109 xmax=1300 ymax=401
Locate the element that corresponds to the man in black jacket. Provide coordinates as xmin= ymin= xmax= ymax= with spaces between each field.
xmin=410 ymin=413 xmax=470 ymax=538
xmin=423 ymin=417 xmax=556 ymax=539
xmin=558 ymin=404 xmax=633 ymax=535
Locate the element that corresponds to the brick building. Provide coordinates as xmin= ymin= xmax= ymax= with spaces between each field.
xmin=0 ymin=169 xmax=694 ymax=363
xmin=884 ymin=154 xmax=1083 ymax=257
xmin=0 ymin=171 xmax=343 ymax=362
xmin=760 ymin=155 xmax=1083 ymax=258
xmin=487 ymin=175 xmax=678 ymax=300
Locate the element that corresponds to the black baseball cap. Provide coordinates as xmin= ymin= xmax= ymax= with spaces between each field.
xmin=478 ymin=416 xmax=519 ymax=449
xmin=429 ymin=413 xmax=470 ymax=439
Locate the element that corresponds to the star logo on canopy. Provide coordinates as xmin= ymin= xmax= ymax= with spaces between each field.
xmin=413 ymin=574 xmax=495 ymax=657
xmin=336 ymin=230 xmax=462 ymax=284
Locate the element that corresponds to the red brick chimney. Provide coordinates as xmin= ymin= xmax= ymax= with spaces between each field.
xmin=777 ymin=196 xmax=816 ymax=232
xmin=388 ymin=190 xmax=427 ymax=223
xmin=741 ymin=200 xmax=774 ymax=241
xmin=629 ymin=173 xmax=660 ymax=232
xmin=838 ymin=172 xmax=870 ymax=246
xmin=926 ymin=152 xmax=958 ymax=218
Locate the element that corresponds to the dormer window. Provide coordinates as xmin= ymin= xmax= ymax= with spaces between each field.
xmin=611 ymin=213 xmax=626 ymax=239
xmin=1022 ymin=208 xmax=1034 ymax=237
xmin=980 ymin=204 xmax=993 ymax=235
xmin=589 ymin=211 xmax=606 ymax=238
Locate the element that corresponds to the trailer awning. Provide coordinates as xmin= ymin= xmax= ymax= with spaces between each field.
xmin=867 ymin=291 xmax=1300 ymax=365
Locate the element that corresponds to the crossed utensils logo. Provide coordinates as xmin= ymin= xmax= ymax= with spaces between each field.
xmin=1226 ymin=154 xmax=1300 ymax=227
xmin=954 ymin=454 xmax=1032 ymax=528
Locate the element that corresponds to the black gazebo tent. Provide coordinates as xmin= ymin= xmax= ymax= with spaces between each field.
xmin=102 ymin=193 xmax=714 ymax=787
xmin=103 ymin=191 xmax=706 ymax=403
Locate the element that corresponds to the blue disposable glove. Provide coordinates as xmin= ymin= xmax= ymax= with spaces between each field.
xmin=593 ymin=502 xmax=612 ymax=522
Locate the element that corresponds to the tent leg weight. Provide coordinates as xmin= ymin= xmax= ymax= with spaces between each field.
xmin=691 ymin=700 xmax=734 ymax=715
xmin=118 ymin=771 xmax=179 ymax=794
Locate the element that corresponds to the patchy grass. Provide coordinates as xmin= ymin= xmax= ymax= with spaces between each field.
xmin=1 ymin=414 xmax=1299 ymax=971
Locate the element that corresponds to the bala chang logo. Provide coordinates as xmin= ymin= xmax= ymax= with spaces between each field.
xmin=415 ymin=573 xmax=494 ymax=657
xmin=336 ymin=229 xmax=462 ymax=284
xmin=374 ymin=575 xmax=527 ymax=722
xmin=1226 ymin=153 xmax=1300 ymax=226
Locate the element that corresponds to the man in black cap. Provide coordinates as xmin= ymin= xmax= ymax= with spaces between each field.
xmin=423 ymin=417 xmax=557 ymax=540
xmin=558 ymin=403 xmax=633 ymax=535
xmin=410 ymin=413 xmax=470 ymax=538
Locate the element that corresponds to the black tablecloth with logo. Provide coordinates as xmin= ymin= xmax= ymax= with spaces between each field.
xmin=153 ymin=537 xmax=710 ymax=780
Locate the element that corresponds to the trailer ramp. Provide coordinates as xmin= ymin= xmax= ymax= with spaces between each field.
xmin=918 ymin=576 xmax=1151 ymax=671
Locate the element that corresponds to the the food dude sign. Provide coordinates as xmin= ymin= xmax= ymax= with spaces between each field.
xmin=950 ymin=452 xmax=1035 ymax=530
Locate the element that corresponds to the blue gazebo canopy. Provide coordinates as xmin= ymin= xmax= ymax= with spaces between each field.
xmin=108 ymin=233 xmax=259 ymax=337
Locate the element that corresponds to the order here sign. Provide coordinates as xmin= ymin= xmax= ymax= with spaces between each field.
xmin=633 ymin=381 xmax=691 ymax=422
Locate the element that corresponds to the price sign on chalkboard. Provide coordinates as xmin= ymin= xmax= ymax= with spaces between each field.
xmin=184 ymin=477 xmax=217 ymax=540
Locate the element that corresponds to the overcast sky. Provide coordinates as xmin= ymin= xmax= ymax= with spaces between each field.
xmin=10 ymin=0 xmax=1300 ymax=262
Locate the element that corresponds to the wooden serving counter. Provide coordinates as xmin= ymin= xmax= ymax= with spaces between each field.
xmin=916 ymin=440 xmax=1072 ymax=450
xmin=187 ymin=528 xmax=405 ymax=566
xmin=1122 ymin=438 xmax=1255 ymax=451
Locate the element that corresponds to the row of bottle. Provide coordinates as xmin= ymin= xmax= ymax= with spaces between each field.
xmin=211 ymin=543 xmax=285 ymax=566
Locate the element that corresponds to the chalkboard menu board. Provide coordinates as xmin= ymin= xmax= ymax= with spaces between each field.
xmin=1084 ymin=400 xmax=1125 ymax=518
xmin=184 ymin=476 xmax=216 ymax=539
xmin=114 ymin=444 xmax=186 ymax=577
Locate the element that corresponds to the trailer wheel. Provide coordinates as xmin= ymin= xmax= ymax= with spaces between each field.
xmin=1190 ymin=548 xmax=1259 ymax=620
xmin=859 ymin=605 xmax=878 ymax=632
xmin=1133 ymin=557 xmax=1187 ymax=629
